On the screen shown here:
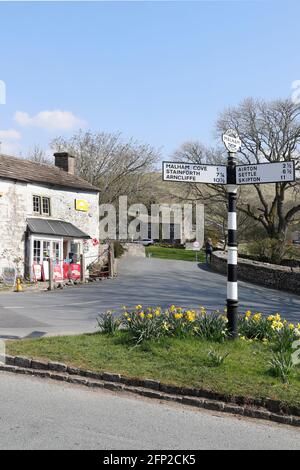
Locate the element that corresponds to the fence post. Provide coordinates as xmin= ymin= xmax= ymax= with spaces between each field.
xmin=80 ymin=254 xmax=85 ymax=283
xmin=48 ymin=258 xmax=54 ymax=291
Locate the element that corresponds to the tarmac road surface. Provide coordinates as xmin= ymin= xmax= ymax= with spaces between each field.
xmin=0 ymin=372 xmax=299 ymax=450
xmin=0 ymin=257 xmax=299 ymax=339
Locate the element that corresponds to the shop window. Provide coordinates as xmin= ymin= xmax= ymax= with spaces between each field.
xmin=33 ymin=239 xmax=61 ymax=265
xmin=32 ymin=196 xmax=51 ymax=216
xmin=70 ymin=242 xmax=81 ymax=263
xmin=33 ymin=240 xmax=41 ymax=263
xmin=52 ymin=242 xmax=60 ymax=263
xmin=42 ymin=241 xmax=51 ymax=260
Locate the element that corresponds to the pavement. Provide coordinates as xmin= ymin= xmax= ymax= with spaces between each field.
xmin=0 ymin=257 xmax=299 ymax=339
xmin=0 ymin=371 xmax=299 ymax=450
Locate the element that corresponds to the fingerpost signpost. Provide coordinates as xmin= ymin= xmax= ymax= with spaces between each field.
xmin=162 ymin=129 xmax=296 ymax=338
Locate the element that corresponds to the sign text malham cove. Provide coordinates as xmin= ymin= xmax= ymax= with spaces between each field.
xmin=162 ymin=162 xmax=227 ymax=184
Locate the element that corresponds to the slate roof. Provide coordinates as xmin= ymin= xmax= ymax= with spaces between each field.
xmin=27 ymin=218 xmax=90 ymax=239
xmin=0 ymin=154 xmax=99 ymax=192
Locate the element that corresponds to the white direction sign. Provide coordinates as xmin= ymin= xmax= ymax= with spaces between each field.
xmin=162 ymin=161 xmax=227 ymax=184
xmin=193 ymin=241 xmax=200 ymax=251
xmin=222 ymin=129 xmax=241 ymax=153
xmin=236 ymin=161 xmax=295 ymax=185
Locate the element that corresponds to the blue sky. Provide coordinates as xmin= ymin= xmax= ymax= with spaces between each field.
xmin=0 ymin=0 xmax=299 ymax=160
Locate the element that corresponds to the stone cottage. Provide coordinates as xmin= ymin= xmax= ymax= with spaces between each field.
xmin=0 ymin=152 xmax=100 ymax=280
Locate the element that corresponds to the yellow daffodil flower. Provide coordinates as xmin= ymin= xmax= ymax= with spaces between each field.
xmin=174 ymin=313 xmax=183 ymax=320
xmin=253 ymin=313 xmax=262 ymax=322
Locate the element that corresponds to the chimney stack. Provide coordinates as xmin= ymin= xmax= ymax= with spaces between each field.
xmin=54 ymin=152 xmax=75 ymax=175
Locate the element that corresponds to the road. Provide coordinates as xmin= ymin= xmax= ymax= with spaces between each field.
xmin=0 ymin=257 xmax=299 ymax=339
xmin=0 ymin=372 xmax=299 ymax=450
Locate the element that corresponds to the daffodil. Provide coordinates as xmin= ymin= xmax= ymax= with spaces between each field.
xmin=221 ymin=315 xmax=228 ymax=323
xmin=186 ymin=310 xmax=196 ymax=322
xmin=245 ymin=310 xmax=252 ymax=319
xmin=200 ymin=306 xmax=206 ymax=316
xmin=253 ymin=313 xmax=262 ymax=322
xmin=174 ymin=313 xmax=183 ymax=320
xmin=271 ymin=320 xmax=284 ymax=331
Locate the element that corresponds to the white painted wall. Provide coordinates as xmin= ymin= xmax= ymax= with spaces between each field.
xmin=0 ymin=179 xmax=100 ymax=277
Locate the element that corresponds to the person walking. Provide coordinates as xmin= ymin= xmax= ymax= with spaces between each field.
xmin=205 ymin=238 xmax=213 ymax=264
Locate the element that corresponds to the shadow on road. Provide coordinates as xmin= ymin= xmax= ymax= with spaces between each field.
xmin=197 ymin=263 xmax=214 ymax=272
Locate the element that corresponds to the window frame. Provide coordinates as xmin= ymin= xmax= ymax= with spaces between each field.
xmin=41 ymin=197 xmax=51 ymax=216
xmin=33 ymin=195 xmax=41 ymax=214
xmin=32 ymin=195 xmax=51 ymax=216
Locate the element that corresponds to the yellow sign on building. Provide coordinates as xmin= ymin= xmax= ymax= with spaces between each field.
xmin=75 ymin=199 xmax=90 ymax=212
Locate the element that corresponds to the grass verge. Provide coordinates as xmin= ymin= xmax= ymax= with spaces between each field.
xmin=6 ymin=333 xmax=300 ymax=408
xmin=146 ymin=246 xmax=205 ymax=262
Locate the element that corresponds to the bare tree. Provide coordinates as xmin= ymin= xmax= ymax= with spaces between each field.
xmin=217 ymin=98 xmax=300 ymax=241
xmin=51 ymin=130 xmax=160 ymax=204
xmin=170 ymin=141 xmax=229 ymax=241
xmin=27 ymin=145 xmax=53 ymax=165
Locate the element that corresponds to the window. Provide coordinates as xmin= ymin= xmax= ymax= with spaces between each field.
xmin=52 ymin=242 xmax=60 ymax=263
xmin=32 ymin=196 xmax=51 ymax=216
xmin=33 ymin=196 xmax=40 ymax=214
xmin=70 ymin=242 xmax=81 ymax=263
xmin=33 ymin=240 xmax=41 ymax=263
xmin=33 ymin=239 xmax=61 ymax=265
xmin=42 ymin=197 xmax=51 ymax=215
xmin=42 ymin=241 xmax=51 ymax=260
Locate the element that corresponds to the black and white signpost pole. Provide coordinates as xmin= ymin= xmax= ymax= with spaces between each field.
xmin=223 ymin=130 xmax=241 ymax=339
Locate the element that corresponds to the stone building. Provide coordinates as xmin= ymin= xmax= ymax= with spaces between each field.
xmin=0 ymin=152 xmax=100 ymax=280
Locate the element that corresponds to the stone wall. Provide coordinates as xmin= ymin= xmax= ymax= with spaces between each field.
xmin=211 ymin=251 xmax=300 ymax=294
xmin=0 ymin=180 xmax=28 ymax=274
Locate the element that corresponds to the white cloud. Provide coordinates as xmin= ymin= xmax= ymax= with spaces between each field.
xmin=14 ymin=110 xmax=86 ymax=131
xmin=0 ymin=129 xmax=21 ymax=140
